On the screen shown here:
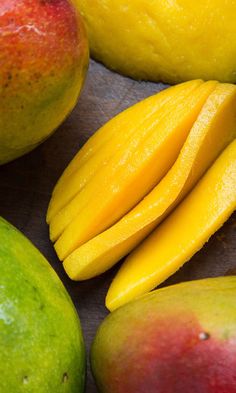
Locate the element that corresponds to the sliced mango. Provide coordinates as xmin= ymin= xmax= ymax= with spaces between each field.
xmin=49 ymin=80 xmax=207 ymax=242
xmin=106 ymin=139 xmax=236 ymax=311
xmin=63 ymin=83 xmax=236 ymax=281
xmin=52 ymin=81 xmax=216 ymax=260
xmin=47 ymin=81 xmax=202 ymax=223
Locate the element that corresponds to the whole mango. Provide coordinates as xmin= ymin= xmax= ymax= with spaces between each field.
xmin=92 ymin=277 xmax=236 ymax=393
xmin=0 ymin=0 xmax=89 ymax=164
xmin=77 ymin=0 xmax=236 ymax=84
xmin=0 ymin=217 xmax=85 ymax=392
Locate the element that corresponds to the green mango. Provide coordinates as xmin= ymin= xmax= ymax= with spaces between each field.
xmin=0 ymin=217 xmax=85 ymax=392
xmin=91 ymin=277 xmax=236 ymax=393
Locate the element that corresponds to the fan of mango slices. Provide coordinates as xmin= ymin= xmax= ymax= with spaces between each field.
xmin=47 ymin=80 xmax=236 ymax=311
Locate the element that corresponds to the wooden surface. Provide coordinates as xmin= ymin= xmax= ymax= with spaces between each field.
xmin=0 ymin=59 xmax=235 ymax=392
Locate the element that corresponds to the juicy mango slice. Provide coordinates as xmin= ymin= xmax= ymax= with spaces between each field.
xmin=47 ymin=81 xmax=202 ymax=223
xmin=63 ymin=83 xmax=236 ymax=281
xmin=49 ymin=80 xmax=205 ymax=242
xmin=52 ymin=81 xmax=216 ymax=260
xmin=106 ymin=139 xmax=236 ymax=311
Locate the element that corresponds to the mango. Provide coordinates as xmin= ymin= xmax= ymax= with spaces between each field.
xmin=49 ymin=81 xmax=216 ymax=260
xmin=0 ymin=0 xmax=88 ymax=164
xmin=77 ymin=0 xmax=236 ymax=84
xmin=63 ymin=83 xmax=236 ymax=281
xmin=49 ymin=80 xmax=206 ymax=243
xmin=0 ymin=217 xmax=85 ymax=392
xmin=47 ymin=81 xmax=202 ymax=223
xmin=107 ymin=139 xmax=236 ymax=311
xmin=92 ymin=277 xmax=236 ymax=393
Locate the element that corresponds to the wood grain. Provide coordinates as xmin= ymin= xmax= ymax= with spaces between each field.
xmin=0 ymin=60 xmax=235 ymax=392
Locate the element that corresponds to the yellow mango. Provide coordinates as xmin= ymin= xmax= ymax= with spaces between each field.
xmin=53 ymin=81 xmax=216 ymax=260
xmin=106 ymin=139 xmax=236 ymax=311
xmin=49 ymin=80 xmax=204 ymax=241
xmin=47 ymin=81 xmax=201 ymax=223
xmin=77 ymin=0 xmax=236 ymax=83
xmin=63 ymin=83 xmax=236 ymax=281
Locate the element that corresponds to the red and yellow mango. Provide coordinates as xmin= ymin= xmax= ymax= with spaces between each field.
xmin=92 ymin=277 xmax=236 ymax=393
xmin=0 ymin=0 xmax=88 ymax=164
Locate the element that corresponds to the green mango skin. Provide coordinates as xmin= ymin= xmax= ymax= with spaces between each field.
xmin=91 ymin=277 xmax=236 ymax=393
xmin=0 ymin=0 xmax=89 ymax=164
xmin=0 ymin=217 xmax=85 ymax=392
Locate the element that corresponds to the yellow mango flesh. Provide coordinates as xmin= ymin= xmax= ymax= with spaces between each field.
xmin=63 ymin=83 xmax=236 ymax=281
xmin=106 ymin=139 xmax=236 ymax=311
xmin=77 ymin=0 xmax=236 ymax=83
xmin=47 ymin=81 xmax=201 ymax=223
xmin=49 ymin=80 xmax=203 ymax=241
xmin=53 ymin=81 xmax=215 ymax=260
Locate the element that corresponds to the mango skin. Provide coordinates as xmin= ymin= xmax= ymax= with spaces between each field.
xmin=0 ymin=217 xmax=85 ymax=392
xmin=92 ymin=277 xmax=236 ymax=393
xmin=77 ymin=0 xmax=236 ymax=84
xmin=0 ymin=0 xmax=89 ymax=164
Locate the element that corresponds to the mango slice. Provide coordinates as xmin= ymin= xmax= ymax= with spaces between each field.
xmin=49 ymin=80 xmax=206 ymax=242
xmin=63 ymin=83 xmax=236 ymax=281
xmin=47 ymin=81 xmax=202 ymax=223
xmin=106 ymin=139 xmax=236 ymax=311
xmin=52 ymin=81 xmax=216 ymax=260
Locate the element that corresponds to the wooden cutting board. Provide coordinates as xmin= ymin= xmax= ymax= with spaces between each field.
xmin=0 ymin=59 xmax=235 ymax=393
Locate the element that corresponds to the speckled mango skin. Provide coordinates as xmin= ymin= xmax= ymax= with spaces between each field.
xmin=0 ymin=217 xmax=85 ymax=392
xmin=77 ymin=0 xmax=236 ymax=84
xmin=92 ymin=277 xmax=236 ymax=393
xmin=0 ymin=0 xmax=89 ymax=164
